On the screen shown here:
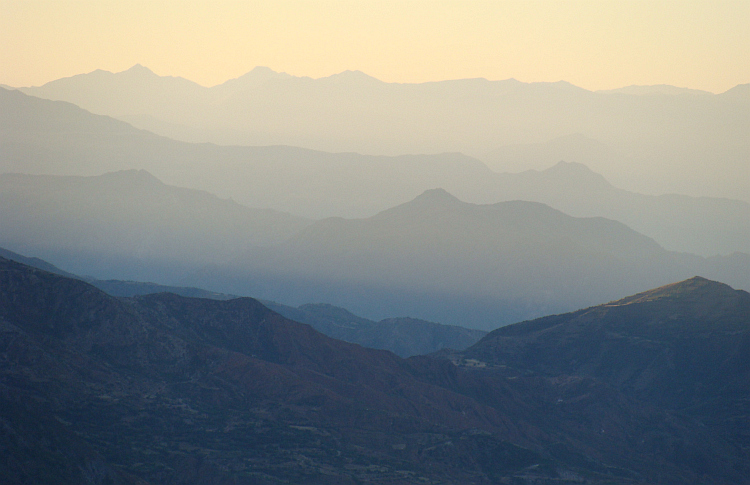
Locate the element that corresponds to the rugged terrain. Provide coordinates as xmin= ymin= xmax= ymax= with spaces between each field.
xmin=2 ymin=257 xmax=749 ymax=484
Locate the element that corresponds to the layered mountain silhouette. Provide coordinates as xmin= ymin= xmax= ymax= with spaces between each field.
xmin=476 ymin=159 xmax=750 ymax=256
xmin=3 ymin=86 xmax=749 ymax=256
xmin=5 ymin=61 xmax=747 ymax=485
xmin=1 ymin=256 xmax=748 ymax=484
xmin=2 ymin=146 xmax=748 ymax=328
xmin=12 ymin=66 xmax=749 ymax=201
xmin=0 ymin=246 xmax=238 ymax=300
xmin=193 ymin=189 xmax=749 ymax=329
xmin=0 ymin=170 xmax=309 ymax=281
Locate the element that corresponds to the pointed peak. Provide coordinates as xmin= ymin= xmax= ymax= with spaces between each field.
xmin=249 ymin=66 xmax=279 ymax=75
xmin=412 ymin=188 xmax=461 ymax=204
xmin=370 ymin=188 xmax=465 ymax=220
xmin=222 ymin=66 xmax=291 ymax=86
xmin=123 ymin=64 xmax=156 ymax=76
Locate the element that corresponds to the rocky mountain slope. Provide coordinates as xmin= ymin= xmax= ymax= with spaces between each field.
xmin=2 ymin=256 xmax=748 ymax=483
xmin=457 ymin=276 xmax=750 ymax=454
xmin=0 ymin=247 xmax=480 ymax=357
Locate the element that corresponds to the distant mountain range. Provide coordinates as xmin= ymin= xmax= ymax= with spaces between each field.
xmin=0 ymin=169 xmax=309 ymax=281
xmin=5 ymin=63 xmax=748 ymax=484
xmin=3 ymin=86 xmax=749 ymax=257
xmin=193 ymin=188 xmax=750 ymax=329
xmin=1 ymin=256 xmax=748 ymax=484
xmin=11 ymin=65 xmax=749 ymax=201
xmin=1 ymin=141 xmax=748 ymax=328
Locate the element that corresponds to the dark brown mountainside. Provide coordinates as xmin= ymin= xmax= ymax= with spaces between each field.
xmin=457 ymin=276 xmax=750 ymax=469
xmin=1 ymin=257 xmax=747 ymax=484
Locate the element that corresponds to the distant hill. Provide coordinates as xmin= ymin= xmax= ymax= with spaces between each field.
xmin=0 ymin=170 xmax=310 ymax=281
xmin=0 ymin=246 xmax=239 ymax=299
xmin=265 ymin=301 xmax=487 ymax=357
xmin=719 ymin=82 xmax=750 ymax=101
xmin=475 ymin=159 xmax=750 ymax=257
xmin=194 ymin=189 xmax=750 ymax=330
xmin=0 ymin=246 xmax=80 ymax=278
xmin=3 ymin=87 xmax=749 ymax=256
xmin=2 ymin=256 xmax=748 ymax=483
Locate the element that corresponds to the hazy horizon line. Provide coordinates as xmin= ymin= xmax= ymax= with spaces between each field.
xmin=11 ymin=64 xmax=746 ymax=95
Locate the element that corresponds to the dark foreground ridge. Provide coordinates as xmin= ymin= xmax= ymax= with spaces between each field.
xmin=1 ymin=257 xmax=749 ymax=484
xmin=0 ymin=246 xmax=485 ymax=357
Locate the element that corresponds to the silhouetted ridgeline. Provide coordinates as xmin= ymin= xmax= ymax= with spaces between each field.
xmin=196 ymin=189 xmax=750 ymax=329
xmin=3 ymin=87 xmax=749 ymax=256
xmin=13 ymin=66 xmax=750 ymax=200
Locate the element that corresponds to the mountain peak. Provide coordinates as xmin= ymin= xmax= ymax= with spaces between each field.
xmin=608 ymin=276 xmax=744 ymax=308
xmin=412 ymin=187 xmax=462 ymax=204
xmin=123 ymin=64 xmax=156 ymax=76
xmin=221 ymin=66 xmax=291 ymax=87
xmin=248 ymin=66 xmax=279 ymax=76
xmin=369 ymin=188 xmax=464 ymax=221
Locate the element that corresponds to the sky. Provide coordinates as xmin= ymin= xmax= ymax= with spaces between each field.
xmin=1 ymin=0 xmax=748 ymax=93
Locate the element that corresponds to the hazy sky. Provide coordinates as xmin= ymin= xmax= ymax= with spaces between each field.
xmin=1 ymin=0 xmax=748 ymax=93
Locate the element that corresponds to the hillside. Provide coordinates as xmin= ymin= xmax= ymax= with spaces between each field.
xmin=0 ymin=170 xmax=309 ymax=281
xmin=2 ymin=256 xmax=748 ymax=483
xmin=455 ymin=277 xmax=750 ymax=465
xmin=0 ymin=246 xmax=480 ymax=357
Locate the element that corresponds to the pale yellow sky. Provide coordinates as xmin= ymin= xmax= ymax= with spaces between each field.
xmin=1 ymin=0 xmax=748 ymax=92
